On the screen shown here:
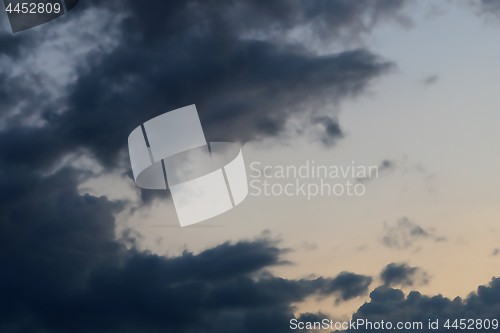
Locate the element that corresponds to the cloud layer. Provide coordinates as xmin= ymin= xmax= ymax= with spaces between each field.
xmin=349 ymin=277 xmax=500 ymax=332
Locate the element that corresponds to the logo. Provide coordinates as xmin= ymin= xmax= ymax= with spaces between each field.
xmin=128 ymin=105 xmax=249 ymax=227
xmin=4 ymin=0 xmax=79 ymax=33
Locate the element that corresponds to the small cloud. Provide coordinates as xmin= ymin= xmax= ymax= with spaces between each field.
xmin=475 ymin=0 xmax=500 ymax=20
xmin=326 ymin=272 xmax=373 ymax=304
xmin=303 ymin=273 xmax=319 ymax=279
xmin=411 ymin=246 xmax=422 ymax=254
xmin=357 ymin=159 xmax=396 ymax=183
xmin=300 ymin=241 xmax=319 ymax=251
xmin=379 ymin=159 xmax=395 ymax=171
xmin=357 ymin=244 xmax=369 ymax=251
xmin=261 ymin=229 xmax=272 ymax=237
xmin=314 ymin=116 xmax=343 ymax=146
xmin=409 ymin=225 xmax=429 ymax=237
xmin=493 ymin=249 xmax=499 ymax=256
xmin=381 ymin=217 xmax=445 ymax=250
xmin=380 ymin=263 xmax=430 ymax=287
xmin=423 ymin=75 xmax=439 ymax=86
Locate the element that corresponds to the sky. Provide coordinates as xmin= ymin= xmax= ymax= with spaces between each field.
xmin=0 ymin=0 xmax=499 ymax=332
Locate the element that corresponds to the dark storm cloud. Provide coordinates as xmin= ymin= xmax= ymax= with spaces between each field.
xmin=0 ymin=0 xmax=409 ymax=204
xmin=0 ymin=0 xmax=408 ymax=170
xmin=382 ymin=217 xmax=446 ymax=250
xmin=0 ymin=126 xmax=376 ymax=332
xmin=0 ymin=73 xmax=28 ymax=117
xmin=0 ymin=172 xmax=372 ymax=333
xmin=343 ymin=277 xmax=500 ymax=332
xmin=380 ymin=263 xmax=430 ymax=287
xmin=56 ymin=45 xmax=392 ymax=167
xmin=56 ymin=46 xmax=392 ymax=166
xmin=328 ymin=272 xmax=373 ymax=303
xmin=80 ymin=0 xmax=411 ymax=41
xmin=0 ymin=126 xmax=70 ymax=170
xmin=0 ymin=31 xmax=32 ymax=57
xmin=0 ymin=168 xmax=125 ymax=289
xmin=0 ymin=132 xmax=374 ymax=332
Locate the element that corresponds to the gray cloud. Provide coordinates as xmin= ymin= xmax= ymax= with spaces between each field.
xmin=476 ymin=0 xmax=500 ymax=18
xmin=379 ymin=159 xmax=396 ymax=171
xmin=0 ymin=132 xmax=372 ymax=332
xmin=342 ymin=277 xmax=500 ymax=332
xmin=0 ymin=129 xmax=374 ymax=332
xmin=0 ymin=0 xmax=409 ymax=205
xmin=380 ymin=263 xmax=430 ymax=287
xmin=300 ymin=241 xmax=319 ymax=251
xmin=493 ymin=249 xmax=499 ymax=256
xmin=328 ymin=272 xmax=374 ymax=304
xmin=0 ymin=0 xmax=406 ymax=171
xmin=381 ymin=217 xmax=446 ymax=250
xmin=0 ymin=199 xmax=372 ymax=333
xmin=423 ymin=75 xmax=439 ymax=86
xmin=357 ymin=159 xmax=396 ymax=183
xmin=314 ymin=116 xmax=344 ymax=146
xmin=0 ymin=32 xmax=33 ymax=58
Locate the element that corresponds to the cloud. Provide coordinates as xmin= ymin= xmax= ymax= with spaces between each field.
xmin=357 ymin=159 xmax=396 ymax=183
xmin=0 ymin=193 xmax=372 ymax=333
xmin=380 ymin=263 xmax=430 ymax=287
xmin=0 ymin=0 xmax=421 ymax=229
xmin=493 ymin=249 xmax=499 ymax=256
xmin=378 ymin=160 xmax=396 ymax=171
xmin=0 ymin=147 xmax=372 ymax=331
xmin=0 ymin=0 xmax=410 ymax=206
xmin=0 ymin=0 xmax=408 ymax=173
xmin=313 ymin=116 xmax=344 ymax=146
xmin=57 ymin=45 xmax=392 ymax=166
xmin=344 ymin=277 xmax=500 ymax=332
xmin=422 ymin=75 xmax=439 ymax=85
xmin=476 ymin=0 xmax=500 ymax=19
xmin=0 ymin=133 xmax=373 ymax=332
xmin=300 ymin=241 xmax=319 ymax=251
xmin=0 ymin=31 xmax=33 ymax=58
xmin=328 ymin=272 xmax=373 ymax=304
xmin=381 ymin=217 xmax=446 ymax=250
xmin=0 ymin=121 xmax=385 ymax=332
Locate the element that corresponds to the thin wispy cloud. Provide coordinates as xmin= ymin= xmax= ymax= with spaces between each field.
xmin=381 ymin=217 xmax=446 ymax=250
